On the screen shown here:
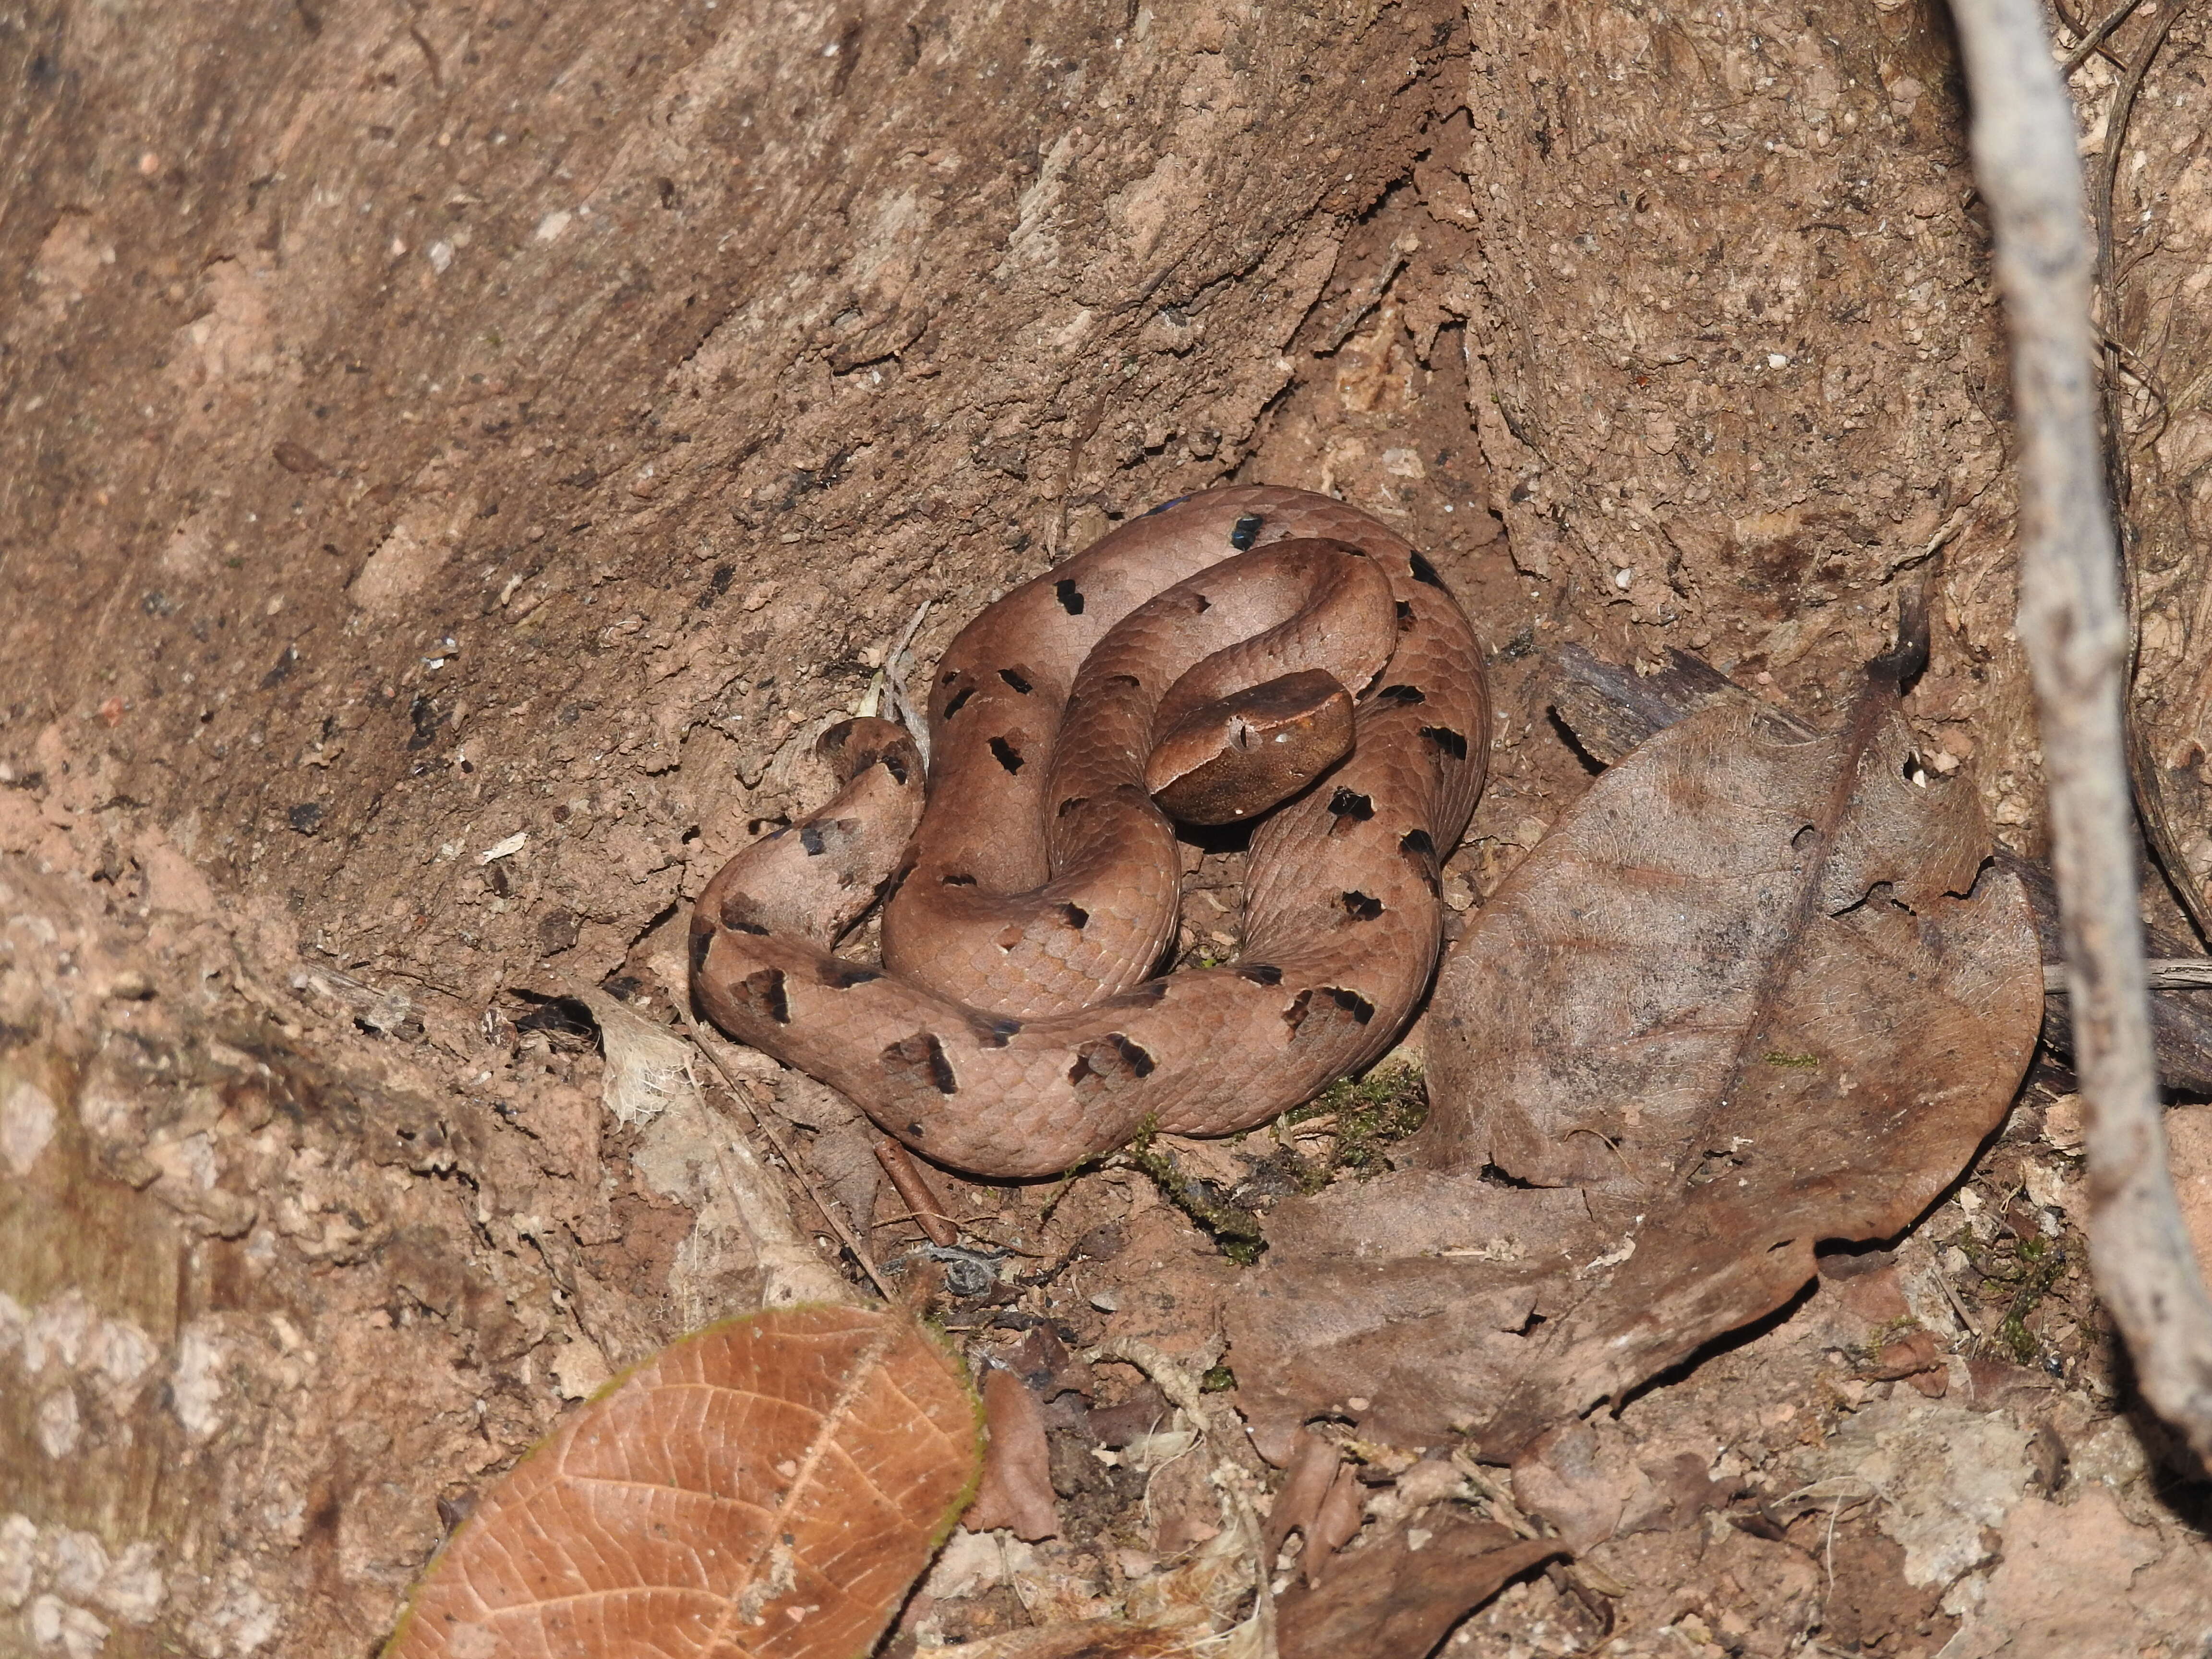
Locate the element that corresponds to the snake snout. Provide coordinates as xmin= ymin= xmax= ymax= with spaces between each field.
xmin=1146 ymin=667 xmax=1356 ymax=826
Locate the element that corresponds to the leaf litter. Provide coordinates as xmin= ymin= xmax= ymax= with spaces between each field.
xmin=388 ymin=637 xmax=2090 ymax=1657
xmin=1227 ymin=638 xmax=2043 ymax=1460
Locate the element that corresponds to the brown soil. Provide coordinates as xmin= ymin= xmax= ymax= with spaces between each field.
xmin=6 ymin=0 xmax=2212 ymax=1654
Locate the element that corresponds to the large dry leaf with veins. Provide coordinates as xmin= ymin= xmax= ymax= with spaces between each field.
xmin=1229 ymin=680 xmax=2042 ymax=1461
xmin=383 ymin=1305 xmax=981 ymax=1659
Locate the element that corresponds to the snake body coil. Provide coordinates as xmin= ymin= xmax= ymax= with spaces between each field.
xmin=692 ymin=486 xmax=1490 ymax=1178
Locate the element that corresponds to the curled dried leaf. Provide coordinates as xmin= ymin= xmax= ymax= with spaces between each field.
xmin=964 ymin=1365 xmax=1062 ymax=1540
xmin=1263 ymin=1432 xmax=1343 ymax=1560
xmin=383 ymin=1304 xmax=981 ymax=1659
xmin=1301 ymin=1464 xmax=1367 ymax=1587
xmin=1229 ymin=680 xmax=2043 ymax=1461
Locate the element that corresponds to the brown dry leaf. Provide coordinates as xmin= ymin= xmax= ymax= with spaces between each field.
xmin=383 ymin=1304 xmax=981 ymax=1659
xmin=1440 ymin=678 xmax=2042 ymax=1454
xmin=1300 ymin=1464 xmax=1366 ymax=1586
xmin=1228 ymin=1174 xmax=1595 ymax=1454
xmin=964 ymin=1364 xmax=1062 ymax=1541
xmin=1262 ymin=1432 xmax=1343 ymax=1559
xmin=1229 ymin=673 xmax=2042 ymax=1461
xmin=1273 ymin=1514 xmax=1563 ymax=1659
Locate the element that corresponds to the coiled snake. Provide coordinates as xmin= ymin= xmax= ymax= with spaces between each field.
xmin=691 ymin=486 xmax=1490 ymax=1178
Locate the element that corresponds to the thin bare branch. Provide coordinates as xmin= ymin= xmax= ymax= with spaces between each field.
xmin=2050 ymin=958 xmax=2212 ymax=991
xmin=682 ymin=1010 xmax=895 ymax=1303
xmin=876 ymin=1137 xmax=962 ymax=1248
xmin=2061 ymin=0 xmax=2148 ymax=73
xmin=1949 ymin=0 xmax=2212 ymax=1464
xmin=2082 ymin=2 xmax=2206 ymax=944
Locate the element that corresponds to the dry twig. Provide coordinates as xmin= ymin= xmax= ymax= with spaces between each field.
xmin=1949 ymin=0 xmax=2212 ymax=1463
xmin=2082 ymin=1 xmax=2200 ymax=941
xmin=876 ymin=1137 xmax=962 ymax=1248
xmin=681 ymin=1009 xmax=896 ymax=1303
xmin=2048 ymin=958 xmax=2212 ymax=992
xmin=2060 ymin=0 xmax=2149 ymax=73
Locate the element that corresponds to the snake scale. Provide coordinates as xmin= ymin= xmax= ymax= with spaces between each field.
xmin=691 ymin=486 xmax=1491 ymax=1178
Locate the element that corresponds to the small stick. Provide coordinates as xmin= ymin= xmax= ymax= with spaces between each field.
xmin=1951 ymin=0 xmax=2212 ymax=1464
xmin=875 ymin=1137 xmax=962 ymax=1248
xmin=2060 ymin=0 xmax=2147 ymax=73
xmin=2090 ymin=1 xmax=2199 ymax=943
xmin=1931 ymin=1261 xmax=1986 ymax=1343
xmin=859 ymin=599 xmax=934 ymax=766
xmin=681 ymin=1010 xmax=895 ymax=1302
xmin=2049 ymin=958 xmax=2212 ymax=992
